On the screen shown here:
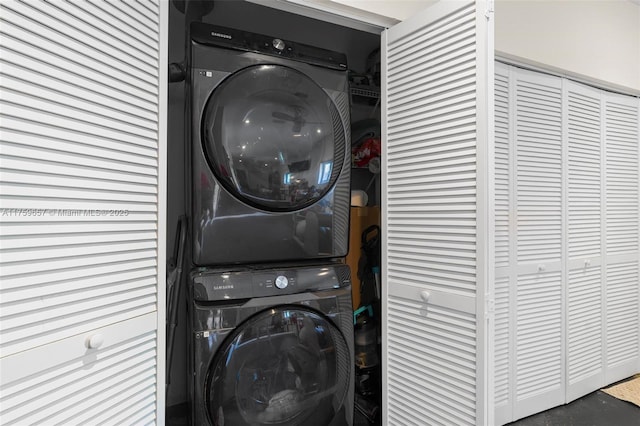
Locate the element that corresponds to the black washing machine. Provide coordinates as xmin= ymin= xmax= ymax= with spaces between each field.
xmin=188 ymin=23 xmax=351 ymax=266
xmin=189 ymin=263 xmax=354 ymax=426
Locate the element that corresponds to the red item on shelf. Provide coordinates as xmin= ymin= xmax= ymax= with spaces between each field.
xmin=352 ymin=137 xmax=381 ymax=168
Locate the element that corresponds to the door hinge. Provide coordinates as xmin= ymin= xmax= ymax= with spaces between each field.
xmin=485 ymin=0 xmax=495 ymax=19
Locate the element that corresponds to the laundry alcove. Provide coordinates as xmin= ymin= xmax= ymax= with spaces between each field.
xmin=167 ymin=1 xmax=495 ymax=425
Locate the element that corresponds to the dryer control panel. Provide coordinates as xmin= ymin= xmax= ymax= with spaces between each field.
xmin=191 ymin=22 xmax=348 ymax=70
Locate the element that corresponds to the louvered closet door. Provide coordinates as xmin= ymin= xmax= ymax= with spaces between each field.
xmin=382 ymin=1 xmax=493 ymax=424
xmin=513 ymin=69 xmax=564 ymax=419
xmin=493 ymin=64 xmax=640 ymax=425
xmin=0 ymin=0 xmax=167 ymax=423
xmin=603 ymin=92 xmax=639 ymax=383
xmin=565 ymin=80 xmax=604 ymax=401
xmin=493 ymin=62 xmax=512 ymax=425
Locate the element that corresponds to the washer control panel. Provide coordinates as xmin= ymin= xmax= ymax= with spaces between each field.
xmin=191 ymin=264 xmax=350 ymax=301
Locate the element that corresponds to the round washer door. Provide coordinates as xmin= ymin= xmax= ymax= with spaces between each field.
xmin=205 ymin=306 xmax=350 ymax=426
xmin=201 ymin=64 xmax=346 ymax=212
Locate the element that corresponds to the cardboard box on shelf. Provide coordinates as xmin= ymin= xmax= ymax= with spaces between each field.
xmin=345 ymin=206 xmax=380 ymax=310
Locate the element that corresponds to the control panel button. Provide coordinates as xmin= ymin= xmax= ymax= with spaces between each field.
xmin=275 ymin=275 xmax=288 ymax=289
xmin=272 ymin=38 xmax=285 ymax=51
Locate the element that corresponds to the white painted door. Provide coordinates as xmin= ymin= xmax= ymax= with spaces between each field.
xmin=493 ymin=62 xmax=640 ymax=425
xmin=565 ymin=79 xmax=604 ymax=402
xmin=381 ymin=1 xmax=494 ymax=424
xmin=0 ymin=0 xmax=167 ymax=423
xmin=513 ymin=68 xmax=564 ymax=419
xmin=602 ymin=92 xmax=639 ymax=384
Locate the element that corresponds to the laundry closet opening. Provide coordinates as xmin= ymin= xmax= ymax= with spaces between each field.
xmin=166 ymin=0 xmax=384 ymax=420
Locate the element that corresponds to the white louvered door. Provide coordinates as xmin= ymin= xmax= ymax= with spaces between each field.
xmin=565 ymin=80 xmax=604 ymax=402
xmin=381 ymin=1 xmax=493 ymax=424
xmin=603 ymin=92 xmax=639 ymax=383
xmin=493 ymin=63 xmax=640 ymax=425
xmin=0 ymin=0 xmax=167 ymax=424
xmin=513 ymin=69 xmax=564 ymax=419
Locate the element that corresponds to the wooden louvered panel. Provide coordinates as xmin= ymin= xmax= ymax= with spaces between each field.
xmin=515 ymin=271 xmax=563 ymax=416
xmin=0 ymin=0 xmax=162 ymax=360
xmin=383 ymin=1 xmax=488 ymax=424
xmin=515 ymin=73 xmax=563 ymax=265
xmin=494 ymin=276 xmax=510 ymax=409
xmin=0 ymin=135 xmax=157 ymax=173
xmin=42 ymin=0 xmax=159 ymax=69
xmin=0 ymin=4 xmax=157 ymax=104
xmin=495 ymin=67 xmax=510 ymax=270
xmin=605 ymin=96 xmax=639 ymax=256
xmin=605 ymin=262 xmax=639 ymax=379
xmin=567 ymin=83 xmax=601 ymax=260
xmin=496 ymin=64 xmax=640 ymax=423
xmin=387 ymin=296 xmax=476 ymax=426
xmin=0 ymin=46 xmax=156 ymax=116
xmin=386 ymin=3 xmax=477 ymax=298
xmin=0 ymin=314 xmax=157 ymax=425
xmin=0 ymin=102 xmax=156 ymax=150
xmin=566 ymin=266 xmax=603 ymax=400
xmin=2 ymin=70 xmax=157 ymax=133
xmin=0 ymin=1 xmax=164 ymax=422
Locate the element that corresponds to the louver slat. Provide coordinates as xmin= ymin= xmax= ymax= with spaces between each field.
xmin=0 ymin=0 xmax=163 ymax=423
xmin=384 ymin=2 xmax=483 ymax=425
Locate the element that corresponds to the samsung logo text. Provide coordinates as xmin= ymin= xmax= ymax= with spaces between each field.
xmin=211 ymin=32 xmax=232 ymax=39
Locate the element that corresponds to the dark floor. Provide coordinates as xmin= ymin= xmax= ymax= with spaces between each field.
xmin=168 ymin=390 xmax=640 ymax=425
xmin=507 ymin=391 xmax=640 ymax=426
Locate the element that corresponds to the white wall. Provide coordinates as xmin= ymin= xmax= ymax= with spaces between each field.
xmin=330 ymin=0 xmax=435 ymax=20
xmin=495 ymin=0 xmax=640 ymax=94
xmin=330 ymin=0 xmax=640 ymax=94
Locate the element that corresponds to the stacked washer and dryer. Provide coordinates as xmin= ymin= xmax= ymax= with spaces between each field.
xmin=186 ymin=22 xmax=354 ymax=426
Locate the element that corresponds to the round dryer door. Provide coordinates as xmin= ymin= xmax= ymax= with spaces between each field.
xmin=205 ymin=306 xmax=350 ymax=426
xmin=201 ymin=64 xmax=346 ymax=212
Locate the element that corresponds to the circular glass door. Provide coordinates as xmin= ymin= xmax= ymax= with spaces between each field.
xmin=205 ymin=306 xmax=350 ymax=426
xmin=201 ymin=65 xmax=346 ymax=212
